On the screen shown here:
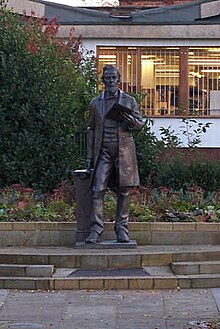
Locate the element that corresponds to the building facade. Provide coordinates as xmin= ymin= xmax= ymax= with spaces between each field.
xmin=119 ymin=0 xmax=194 ymax=7
xmin=6 ymin=0 xmax=220 ymax=147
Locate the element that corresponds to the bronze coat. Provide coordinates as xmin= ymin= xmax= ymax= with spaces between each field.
xmin=87 ymin=89 xmax=144 ymax=187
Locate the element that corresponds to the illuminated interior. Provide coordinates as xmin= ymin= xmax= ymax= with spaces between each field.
xmin=98 ymin=46 xmax=220 ymax=116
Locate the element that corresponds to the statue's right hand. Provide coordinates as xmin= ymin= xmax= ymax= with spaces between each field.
xmin=86 ymin=159 xmax=93 ymax=171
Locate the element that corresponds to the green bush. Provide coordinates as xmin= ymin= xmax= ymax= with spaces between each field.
xmin=134 ymin=119 xmax=161 ymax=186
xmin=0 ymin=4 xmax=97 ymax=191
xmin=187 ymin=161 xmax=220 ymax=192
xmin=152 ymin=158 xmax=220 ymax=192
xmin=133 ymin=115 xmax=215 ymax=191
xmin=152 ymin=156 xmax=190 ymax=191
xmin=0 ymin=183 xmax=76 ymax=221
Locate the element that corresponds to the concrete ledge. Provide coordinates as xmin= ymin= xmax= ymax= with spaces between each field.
xmin=2 ymin=221 xmax=219 ymax=231
xmin=0 ymin=222 xmax=219 ymax=246
xmin=1 ymin=246 xmax=220 ymax=268
xmin=1 ymin=274 xmax=220 ymax=290
xmin=177 ymin=274 xmax=220 ymax=289
xmin=0 ymin=264 xmax=54 ymax=277
xmin=172 ymin=260 xmax=220 ymax=275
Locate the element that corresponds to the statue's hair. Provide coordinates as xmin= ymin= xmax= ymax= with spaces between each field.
xmin=101 ymin=65 xmax=121 ymax=82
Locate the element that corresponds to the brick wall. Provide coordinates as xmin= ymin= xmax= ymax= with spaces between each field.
xmin=159 ymin=148 xmax=220 ymax=164
xmin=119 ymin=0 xmax=194 ymax=7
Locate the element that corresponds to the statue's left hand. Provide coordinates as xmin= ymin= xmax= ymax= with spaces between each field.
xmin=119 ymin=112 xmax=136 ymax=127
xmin=86 ymin=159 xmax=93 ymax=171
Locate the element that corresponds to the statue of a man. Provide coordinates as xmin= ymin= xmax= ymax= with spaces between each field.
xmin=85 ymin=65 xmax=144 ymax=244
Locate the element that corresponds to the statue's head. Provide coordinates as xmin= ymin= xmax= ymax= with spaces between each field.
xmin=102 ymin=65 xmax=120 ymax=95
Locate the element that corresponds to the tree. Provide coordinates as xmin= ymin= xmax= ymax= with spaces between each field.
xmin=0 ymin=2 xmax=98 ymax=191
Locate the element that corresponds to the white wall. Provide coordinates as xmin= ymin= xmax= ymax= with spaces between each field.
xmin=150 ymin=117 xmax=220 ymax=148
xmin=82 ymin=39 xmax=220 ymax=56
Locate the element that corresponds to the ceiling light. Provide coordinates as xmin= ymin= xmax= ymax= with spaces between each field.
xmin=201 ymin=69 xmax=220 ymax=72
xmin=99 ymin=55 xmax=116 ymax=59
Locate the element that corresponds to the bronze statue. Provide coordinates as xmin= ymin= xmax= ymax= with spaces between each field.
xmin=85 ymin=65 xmax=144 ymax=244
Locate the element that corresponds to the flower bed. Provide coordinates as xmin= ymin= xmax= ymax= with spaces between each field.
xmin=105 ymin=185 xmax=220 ymax=223
xmin=0 ymin=183 xmax=75 ymax=222
xmin=1 ymin=183 xmax=220 ymax=223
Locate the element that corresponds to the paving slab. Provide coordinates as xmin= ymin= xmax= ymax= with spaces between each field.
xmin=212 ymin=288 xmax=220 ymax=312
xmin=0 ymin=289 xmax=218 ymax=329
xmin=144 ymin=265 xmax=175 ymax=276
xmin=0 ymin=321 xmax=61 ymax=329
xmin=0 ymin=290 xmax=9 ymax=309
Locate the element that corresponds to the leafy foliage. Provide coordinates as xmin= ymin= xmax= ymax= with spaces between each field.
xmin=133 ymin=115 xmax=213 ymax=190
xmin=160 ymin=118 xmax=212 ymax=148
xmin=0 ymin=183 xmax=75 ymax=221
xmin=134 ymin=119 xmax=160 ymax=186
xmin=2 ymin=183 xmax=220 ymax=223
xmin=0 ymin=4 xmax=97 ymax=191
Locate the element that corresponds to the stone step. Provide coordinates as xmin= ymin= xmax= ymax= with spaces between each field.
xmin=0 ymin=245 xmax=219 ymax=290
xmin=0 ymin=272 xmax=220 ymax=290
xmin=0 ymin=246 xmax=220 ymax=268
xmin=0 ymin=264 xmax=54 ymax=277
xmin=172 ymin=260 xmax=220 ymax=275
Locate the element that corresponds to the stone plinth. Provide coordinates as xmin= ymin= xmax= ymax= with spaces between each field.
xmin=75 ymin=240 xmax=137 ymax=249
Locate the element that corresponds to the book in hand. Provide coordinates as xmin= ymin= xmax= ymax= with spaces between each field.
xmin=106 ymin=103 xmax=133 ymax=121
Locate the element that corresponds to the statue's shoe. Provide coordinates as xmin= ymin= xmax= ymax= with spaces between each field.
xmin=117 ymin=231 xmax=130 ymax=243
xmin=85 ymin=231 xmax=100 ymax=244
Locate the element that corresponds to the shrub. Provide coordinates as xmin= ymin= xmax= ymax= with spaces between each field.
xmin=0 ymin=4 xmax=97 ymax=191
xmin=187 ymin=160 xmax=220 ymax=192
xmin=133 ymin=115 xmax=214 ymax=191
xmin=134 ymin=119 xmax=161 ymax=186
xmin=0 ymin=182 xmax=75 ymax=221
xmin=152 ymin=158 xmax=220 ymax=192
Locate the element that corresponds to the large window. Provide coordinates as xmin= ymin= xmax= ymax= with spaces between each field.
xmin=98 ymin=46 xmax=220 ymax=117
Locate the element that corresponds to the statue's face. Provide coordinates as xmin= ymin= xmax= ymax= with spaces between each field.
xmin=103 ymin=69 xmax=120 ymax=95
